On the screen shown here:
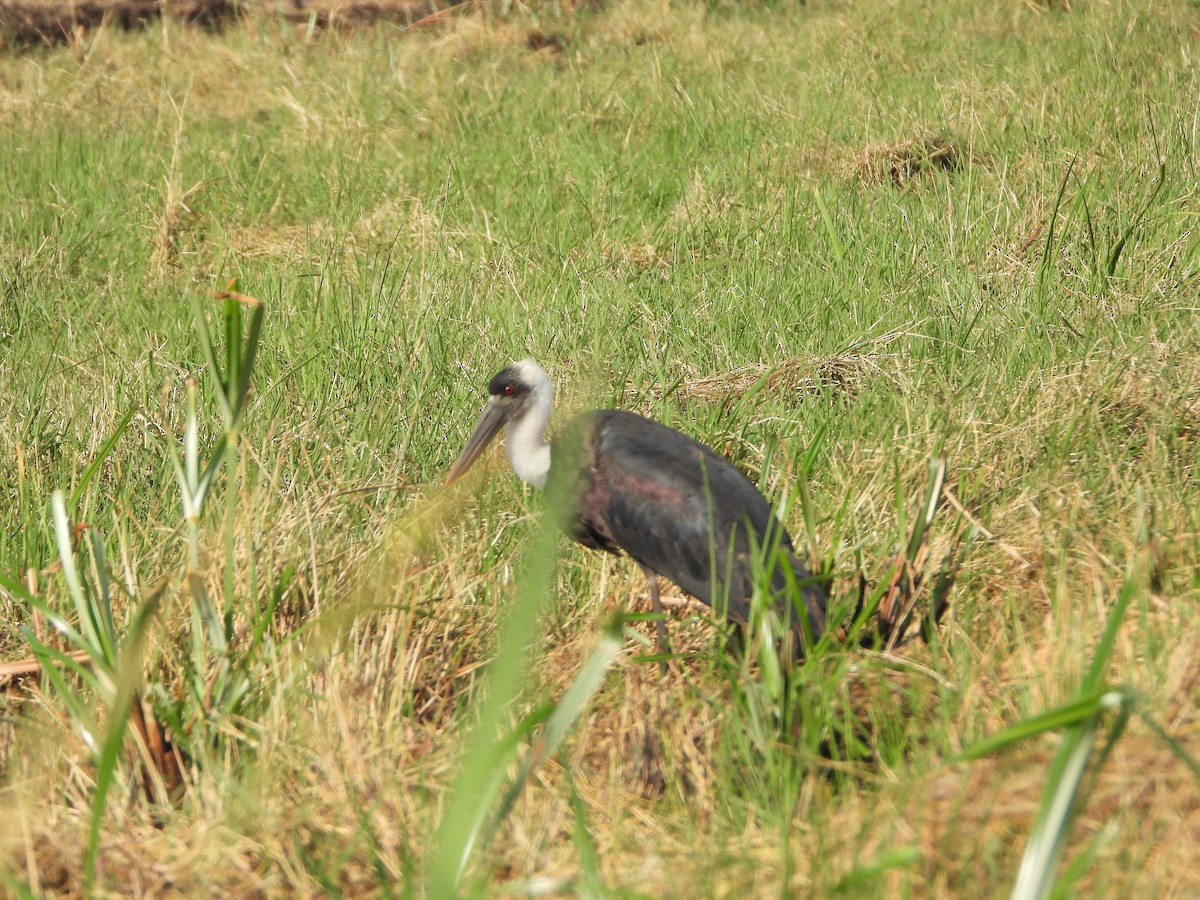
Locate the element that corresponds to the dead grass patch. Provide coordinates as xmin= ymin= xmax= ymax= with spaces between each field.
xmin=588 ymin=0 xmax=673 ymax=48
xmin=850 ymin=134 xmax=968 ymax=186
xmin=224 ymin=222 xmax=320 ymax=261
xmin=218 ymin=193 xmax=473 ymax=264
xmin=612 ymin=242 xmax=669 ymax=273
xmin=277 ymin=0 xmax=433 ymax=30
xmin=524 ymin=26 xmax=565 ymax=53
xmin=0 ymin=0 xmax=443 ymax=50
xmin=625 ymin=334 xmax=906 ymax=409
xmin=0 ymin=0 xmax=579 ymax=52
xmin=669 ymin=170 xmax=740 ymax=232
xmin=0 ymin=0 xmax=239 ymax=50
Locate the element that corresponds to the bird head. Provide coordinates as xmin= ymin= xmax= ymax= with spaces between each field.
xmin=445 ymin=359 xmax=551 ymax=485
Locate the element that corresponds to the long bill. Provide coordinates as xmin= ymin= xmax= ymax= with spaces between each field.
xmin=445 ymin=400 xmax=508 ymax=485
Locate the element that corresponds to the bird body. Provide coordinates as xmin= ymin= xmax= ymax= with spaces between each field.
xmin=446 ymin=360 xmax=826 ymax=650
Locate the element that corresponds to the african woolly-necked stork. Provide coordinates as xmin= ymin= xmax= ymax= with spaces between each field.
xmin=445 ymin=359 xmax=827 ymax=655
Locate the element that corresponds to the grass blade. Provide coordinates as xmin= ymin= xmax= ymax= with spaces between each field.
xmin=68 ymin=403 xmax=136 ymax=510
xmin=567 ymin=774 xmax=607 ymax=899
xmin=50 ymin=491 xmax=89 ymax=640
xmin=1005 ymin=558 xmax=1144 ymax=899
xmin=812 ymin=189 xmax=845 ymax=265
xmin=22 ymin=629 xmax=103 ymax=751
xmin=1136 ymin=709 xmax=1200 ymax=781
xmin=1079 ymin=571 xmax=1139 ymax=696
xmin=83 ymin=587 xmax=164 ymax=892
xmin=235 ymin=295 xmax=265 ymax=414
xmin=1037 ymin=155 xmax=1077 ymax=301
xmin=428 ymin=524 xmax=557 ymax=895
xmin=957 ymin=691 xmax=1120 ymax=761
xmin=1010 ymin=717 xmax=1102 ymax=900
xmin=191 ymin=297 xmax=234 ymax=425
xmin=493 ymin=619 xmax=624 ymax=828
xmin=1106 ymin=161 xmax=1166 ymax=278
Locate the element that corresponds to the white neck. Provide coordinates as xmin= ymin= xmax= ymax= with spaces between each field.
xmin=505 ymin=359 xmax=553 ymax=489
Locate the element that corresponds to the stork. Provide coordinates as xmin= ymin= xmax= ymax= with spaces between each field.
xmin=445 ymin=359 xmax=827 ymax=657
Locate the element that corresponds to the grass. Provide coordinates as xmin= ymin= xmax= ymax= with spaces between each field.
xmin=1 ymin=0 xmax=1199 ymax=894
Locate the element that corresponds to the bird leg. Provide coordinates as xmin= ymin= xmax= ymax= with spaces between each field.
xmin=638 ymin=564 xmax=672 ymax=660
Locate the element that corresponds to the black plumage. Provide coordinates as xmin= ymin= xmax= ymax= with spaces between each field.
xmin=446 ymin=360 xmax=827 ymax=654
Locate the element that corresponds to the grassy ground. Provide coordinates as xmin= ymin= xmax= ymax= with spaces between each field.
xmin=2 ymin=0 xmax=1199 ymax=895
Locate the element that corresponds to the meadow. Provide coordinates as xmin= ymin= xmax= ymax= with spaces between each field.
xmin=1 ymin=0 xmax=1198 ymax=894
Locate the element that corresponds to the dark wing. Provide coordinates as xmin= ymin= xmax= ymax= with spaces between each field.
xmin=552 ymin=410 xmax=825 ymax=640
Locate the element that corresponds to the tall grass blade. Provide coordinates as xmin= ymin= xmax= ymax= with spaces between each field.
xmin=86 ymin=530 xmax=117 ymax=665
xmin=922 ymin=525 xmax=974 ymax=643
xmin=1080 ymin=572 xmax=1139 ymax=696
xmin=1 ymin=570 xmax=90 ymax=651
xmin=191 ymin=297 xmax=234 ymax=425
xmin=234 ymin=295 xmax=265 ymax=413
xmin=68 ymin=404 xmax=136 ymax=510
xmin=1010 ymin=717 xmax=1102 ymax=900
xmin=813 ymin=189 xmax=846 ymax=265
xmin=1135 ymin=709 xmax=1200 ymax=781
xmin=909 ymin=457 xmax=945 ymax=557
xmin=1106 ymin=162 xmax=1166 ymax=278
xmin=428 ymin=524 xmax=557 ymax=895
xmin=493 ymin=620 xmax=624 ymax=827
xmin=21 ymin=629 xmax=102 ymax=751
xmin=1006 ymin=563 xmax=1143 ymax=899
xmin=957 ymin=690 xmax=1121 ymax=761
xmin=184 ymin=380 xmax=200 ymax=507
xmin=1051 ymin=822 xmax=1119 ymax=900
xmin=794 ymin=457 xmax=820 ymax=571
xmin=82 ymin=587 xmax=163 ymax=893
xmin=195 ymin=435 xmax=230 ymax=511
xmin=1037 ymin=156 xmax=1077 ymax=302
xmin=50 ymin=492 xmax=91 ymax=644
xmin=567 ymin=774 xmax=607 ymax=899
xmin=522 ymin=621 xmax=622 ymax=774
xmin=189 ymin=573 xmax=227 ymax=652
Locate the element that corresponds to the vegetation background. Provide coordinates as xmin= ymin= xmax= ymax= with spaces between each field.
xmin=1 ymin=0 xmax=1198 ymax=895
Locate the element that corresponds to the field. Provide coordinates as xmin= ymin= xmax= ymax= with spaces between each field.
xmin=2 ymin=0 xmax=1199 ymax=895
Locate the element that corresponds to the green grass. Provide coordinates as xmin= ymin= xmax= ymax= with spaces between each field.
xmin=2 ymin=0 xmax=1199 ymax=894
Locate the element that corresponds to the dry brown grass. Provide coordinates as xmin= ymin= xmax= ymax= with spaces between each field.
xmin=627 ymin=337 xmax=906 ymax=409
xmin=0 ymin=0 xmax=591 ymax=57
xmin=3 ymin=563 xmax=1197 ymax=894
xmin=2 ymin=1 xmax=1198 ymax=893
xmin=0 ymin=0 xmax=238 ymax=50
xmin=849 ymin=135 xmax=969 ymax=187
xmin=0 ymin=0 xmax=438 ymax=49
xmin=6 ymin=381 xmax=1196 ymax=894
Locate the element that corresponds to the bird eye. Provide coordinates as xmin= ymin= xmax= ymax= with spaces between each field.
xmin=503 ymin=384 xmax=515 ymax=396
